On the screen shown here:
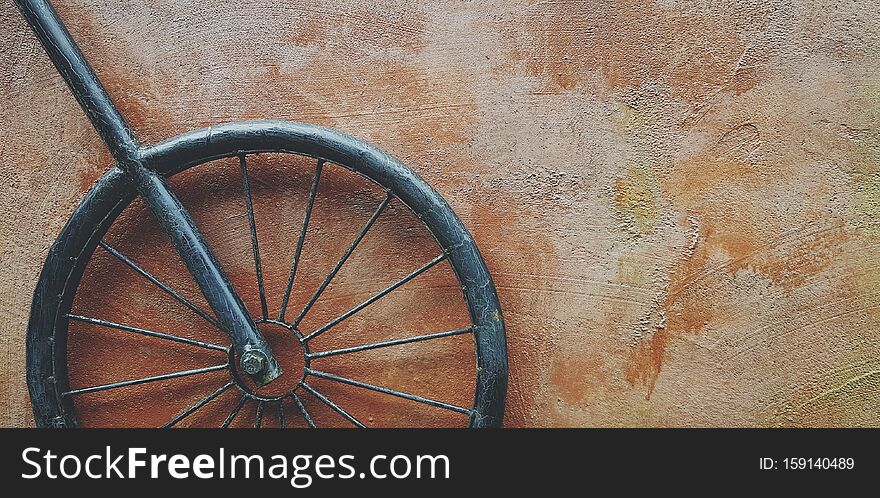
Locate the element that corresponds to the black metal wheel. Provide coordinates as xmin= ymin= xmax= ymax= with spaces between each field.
xmin=27 ymin=121 xmax=507 ymax=428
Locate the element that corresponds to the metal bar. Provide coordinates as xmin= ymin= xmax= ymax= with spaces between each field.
xmin=222 ymin=394 xmax=248 ymax=428
xmin=309 ymin=327 xmax=472 ymax=359
xmin=307 ymin=368 xmax=471 ymax=415
xmin=277 ymin=401 xmax=285 ymax=428
xmin=163 ymin=382 xmax=234 ymax=428
xmin=15 ymin=0 xmax=282 ymax=386
xmin=66 ymin=314 xmax=227 ymax=352
xmin=279 ymin=159 xmax=323 ymax=321
xmin=61 ymin=364 xmax=228 ymax=397
xmin=304 ymin=253 xmax=448 ymax=342
xmin=133 ymin=176 xmax=283 ymax=386
xmin=289 ymin=391 xmax=316 ymax=428
xmin=293 ymin=192 xmax=392 ymax=328
xmin=255 ymin=400 xmax=264 ymax=428
xmin=13 ymin=0 xmax=139 ymax=165
xmin=300 ymin=382 xmax=365 ymax=428
xmin=97 ymin=241 xmax=223 ymax=331
xmin=240 ymin=155 xmax=269 ymax=320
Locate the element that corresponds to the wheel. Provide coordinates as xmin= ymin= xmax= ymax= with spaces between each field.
xmin=27 ymin=120 xmax=507 ymax=428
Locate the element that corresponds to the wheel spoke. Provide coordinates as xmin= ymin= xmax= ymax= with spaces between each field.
xmin=306 ymin=368 xmax=471 ymax=415
xmin=300 ymin=382 xmax=365 ymax=428
xmin=62 ymin=364 xmax=228 ymax=397
xmin=240 ymin=155 xmax=269 ymax=320
xmin=164 ymin=381 xmax=234 ymax=428
xmin=279 ymin=159 xmax=324 ymax=321
xmin=98 ymin=241 xmax=223 ymax=331
xmin=309 ymin=327 xmax=471 ymax=359
xmin=292 ymin=192 xmax=393 ymax=328
xmin=222 ymin=394 xmax=248 ymax=428
xmin=277 ymin=400 xmax=286 ymax=428
xmin=255 ymin=400 xmax=264 ymax=428
xmin=289 ymin=391 xmax=316 ymax=428
xmin=303 ymin=252 xmax=448 ymax=342
xmin=67 ymin=314 xmax=227 ymax=352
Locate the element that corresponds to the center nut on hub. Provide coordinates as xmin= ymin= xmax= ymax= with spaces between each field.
xmin=230 ymin=320 xmax=309 ymax=401
xmin=240 ymin=350 xmax=267 ymax=375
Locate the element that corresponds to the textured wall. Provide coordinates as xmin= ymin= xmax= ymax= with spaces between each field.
xmin=1 ymin=0 xmax=879 ymax=427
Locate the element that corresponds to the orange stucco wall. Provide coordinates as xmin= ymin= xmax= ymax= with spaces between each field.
xmin=1 ymin=0 xmax=879 ymax=427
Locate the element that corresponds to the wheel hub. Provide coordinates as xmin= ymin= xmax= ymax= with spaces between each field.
xmin=229 ymin=320 xmax=308 ymax=401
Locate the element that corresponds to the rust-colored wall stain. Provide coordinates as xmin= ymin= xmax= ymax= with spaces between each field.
xmin=2 ymin=0 xmax=879 ymax=427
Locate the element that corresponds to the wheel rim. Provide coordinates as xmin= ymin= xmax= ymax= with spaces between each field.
xmin=27 ymin=121 xmax=507 ymax=428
